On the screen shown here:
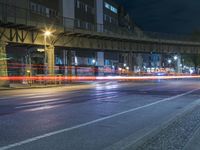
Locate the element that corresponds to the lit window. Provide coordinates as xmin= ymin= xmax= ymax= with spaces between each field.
xmin=111 ymin=6 xmax=117 ymax=13
xmin=104 ymin=2 xmax=118 ymax=14
xmin=105 ymin=2 xmax=110 ymax=9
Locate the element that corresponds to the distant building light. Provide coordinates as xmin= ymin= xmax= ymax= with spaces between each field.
xmin=123 ymin=63 xmax=127 ymax=67
xmin=75 ymin=56 xmax=78 ymax=65
xmin=0 ymin=57 xmax=11 ymax=61
xmin=37 ymin=48 xmax=45 ymax=52
xmin=189 ymin=69 xmax=194 ymax=74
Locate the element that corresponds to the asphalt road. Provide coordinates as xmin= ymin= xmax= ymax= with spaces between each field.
xmin=0 ymin=79 xmax=200 ymax=150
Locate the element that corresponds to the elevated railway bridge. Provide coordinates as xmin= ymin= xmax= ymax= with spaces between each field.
xmin=0 ymin=2 xmax=200 ymax=85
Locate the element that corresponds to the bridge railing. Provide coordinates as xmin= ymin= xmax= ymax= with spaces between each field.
xmin=0 ymin=2 xmax=197 ymax=43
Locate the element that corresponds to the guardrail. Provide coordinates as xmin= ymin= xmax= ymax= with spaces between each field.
xmin=0 ymin=2 xmax=198 ymax=43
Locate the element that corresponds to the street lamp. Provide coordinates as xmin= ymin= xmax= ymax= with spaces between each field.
xmin=92 ymin=59 xmax=96 ymax=76
xmin=123 ymin=63 xmax=127 ymax=67
xmin=44 ymin=30 xmax=52 ymax=49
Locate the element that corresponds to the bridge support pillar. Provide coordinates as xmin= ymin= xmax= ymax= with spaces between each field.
xmin=46 ymin=45 xmax=55 ymax=76
xmin=128 ymin=51 xmax=134 ymax=73
xmin=0 ymin=41 xmax=9 ymax=87
xmin=97 ymin=52 xmax=104 ymax=76
xmin=67 ymin=50 xmax=72 ymax=77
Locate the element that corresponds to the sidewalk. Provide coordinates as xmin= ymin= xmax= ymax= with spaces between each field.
xmin=126 ymin=99 xmax=200 ymax=150
xmin=0 ymin=82 xmax=89 ymax=90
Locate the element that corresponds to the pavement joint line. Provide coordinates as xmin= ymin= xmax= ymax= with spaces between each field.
xmin=0 ymin=88 xmax=199 ymax=150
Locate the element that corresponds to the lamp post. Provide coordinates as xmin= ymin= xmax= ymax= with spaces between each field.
xmin=92 ymin=59 xmax=97 ymax=76
xmin=173 ymin=55 xmax=181 ymax=73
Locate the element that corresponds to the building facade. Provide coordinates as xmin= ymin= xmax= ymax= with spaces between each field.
xmin=0 ymin=0 xmax=144 ymax=78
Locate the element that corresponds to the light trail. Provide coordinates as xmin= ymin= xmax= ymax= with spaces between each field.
xmin=0 ymin=75 xmax=200 ymax=81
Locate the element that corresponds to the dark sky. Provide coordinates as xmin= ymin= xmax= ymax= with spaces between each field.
xmin=116 ymin=0 xmax=200 ymax=34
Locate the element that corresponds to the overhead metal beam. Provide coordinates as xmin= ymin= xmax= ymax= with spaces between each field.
xmin=0 ymin=26 xmax=200 ymax=54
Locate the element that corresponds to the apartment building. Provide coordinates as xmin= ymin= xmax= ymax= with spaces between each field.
xmin=62 ymin=0 xmax=96 ymax=30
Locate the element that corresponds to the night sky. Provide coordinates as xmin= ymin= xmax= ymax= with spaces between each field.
xmin=116 ymin=0 xmax=200 ymax=34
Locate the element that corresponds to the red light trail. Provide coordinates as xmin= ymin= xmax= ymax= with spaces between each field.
xmin=0 ymin=75 xmax=200 ymax=81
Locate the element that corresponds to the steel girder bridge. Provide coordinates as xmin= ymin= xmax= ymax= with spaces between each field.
xmin=0 ymin=2 xmax=200 ymax=85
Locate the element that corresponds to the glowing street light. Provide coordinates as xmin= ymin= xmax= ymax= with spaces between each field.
xmin=92 ymin=59 xmax=96 ymax=63
xmin=44 ymin=30 xmax=52 ymax=37
xmin=174 ymin=55 xmax=178 ymax=60
xmin=123 ymin=63 xmax=127 ymax=67
xmin=168 ymin=59 xmax=172 ymax=64
xmin=126 ymin=66 xmax=129 ymax=70
xmin=92 ymin=59 xmax=96 ymax=64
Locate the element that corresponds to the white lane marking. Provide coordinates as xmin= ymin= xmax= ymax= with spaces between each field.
xmin=0 ymin=88 xmax=199 ymax=150
xmin=15 ymin=100 xmax=72 ymax=109
xmin=25 ymin=106 xmax=56 ymax=112
xmin=21 ymin=98 xmax=61 ymax=105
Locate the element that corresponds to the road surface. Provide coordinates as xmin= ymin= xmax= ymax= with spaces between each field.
xmin=0 ymin=79 xmax=200 ymax=150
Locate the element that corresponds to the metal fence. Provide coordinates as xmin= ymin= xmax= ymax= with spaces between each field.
xmin=0 ymin=2 xmax=197 ymax=43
